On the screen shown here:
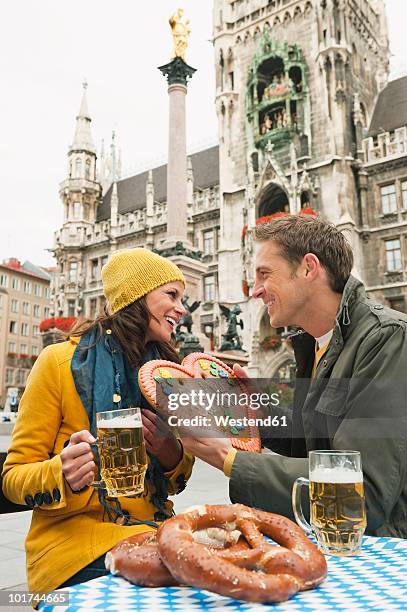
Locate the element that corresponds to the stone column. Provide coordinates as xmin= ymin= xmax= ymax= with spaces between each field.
xmin=156 ymin=57 xmax=209 ymax=350
xmin=159 ymin=57 xmax=196 ymax=249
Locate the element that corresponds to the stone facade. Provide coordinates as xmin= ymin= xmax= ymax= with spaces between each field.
xmin=51 ymin=1 xmax=407 ymax=377
xmin=212 ymin=0 xmax=398 ymax=376
xmin=362 ymin=80 xmax=407 ymax=310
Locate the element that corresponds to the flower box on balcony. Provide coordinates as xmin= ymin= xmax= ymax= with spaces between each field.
xmin=40 ymin=317 xmax=76 ymax=333
xmin=259 ymin=335 xmax=282 ymax=351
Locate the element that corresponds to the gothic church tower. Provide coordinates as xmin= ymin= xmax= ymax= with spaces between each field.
xmin=213 ymin=0 xmax=389 ymax=375
xmin=55 ymin=82 xmax=101 ymax=317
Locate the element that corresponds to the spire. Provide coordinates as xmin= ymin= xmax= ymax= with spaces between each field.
xmin=145 ymin=170 xmax=154 ymax=246
xmin=71 ymin=80 xmax=96 ymax=153
xmin=110 ymin=181 xmax=119 ymax=229
xmin=110 ymin=131 xmax=117 ymax=181
xmin=117 ymin=147 xmax=122 ymax=180
xmin=146 ymin=169 xmax=155 ymax=220
xmin=98 ymin=139 xmax=105 ymax=183
xmin=187 ymin=156 xmax=194 ymax=212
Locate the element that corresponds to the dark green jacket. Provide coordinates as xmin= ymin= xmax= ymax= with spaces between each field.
xmin=230 ymin=276 xmax=407 ymax=538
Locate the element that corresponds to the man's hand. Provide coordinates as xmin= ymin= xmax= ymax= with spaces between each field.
xmin=178 ymin=364 xmax=250 ymax=471
xmin=181 ymin=434 xmax=232 ymax=471
xmin=60 ymin=430 xmax=96 ymax=491
xmin=142 ymin=409 xmax=182 ymax=472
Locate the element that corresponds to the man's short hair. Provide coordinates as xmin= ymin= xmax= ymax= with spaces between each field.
xmin=254 ymin=215 xmax=353 ymax=293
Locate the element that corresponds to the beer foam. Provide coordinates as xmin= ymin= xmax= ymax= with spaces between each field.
xmin=311 ymin=468 xmax=363 ymax=484
xmin=97 ymin=415 xmax=141 ymax=429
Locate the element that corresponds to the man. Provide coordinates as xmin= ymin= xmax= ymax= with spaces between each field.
xmin=183 ymin=215 xmax=407 ymax=538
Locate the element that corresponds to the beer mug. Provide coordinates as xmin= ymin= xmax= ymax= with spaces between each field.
xmin=292 ymin=450 xmax=367 ymax=556
xmin=92 ymin=407 xmax=147 ymax=497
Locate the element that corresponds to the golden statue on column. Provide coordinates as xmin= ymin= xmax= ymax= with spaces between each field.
xmin=169 ymin=8 xmax=191 ymax=61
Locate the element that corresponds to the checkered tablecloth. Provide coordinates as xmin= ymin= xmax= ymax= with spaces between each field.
xmin=40 ymin=536 xmax=407 ymax=611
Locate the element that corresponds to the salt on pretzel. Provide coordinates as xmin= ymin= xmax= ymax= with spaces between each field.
xmin=106 ymin=526 xmax=250 ymax=587
xmin=157 ymin=503 xmax=327 ymax=603
xmin=105 ymin=531 xmax=178 ymax=587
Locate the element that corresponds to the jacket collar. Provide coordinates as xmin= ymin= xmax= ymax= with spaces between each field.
xmin=332 ymin=274 xmax=364 ymax=344
xmin=290 ymin=274 xmax=364 ymax=365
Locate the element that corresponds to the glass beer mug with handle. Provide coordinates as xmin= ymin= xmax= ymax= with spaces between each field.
xmin=292 ymin=450 xmax=367 ymax=556
xmin=92 ymin=407 xmax=148 ymax=497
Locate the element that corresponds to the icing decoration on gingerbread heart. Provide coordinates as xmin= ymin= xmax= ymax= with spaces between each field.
xmin=139 ymin=353 xmax=260 ymax=453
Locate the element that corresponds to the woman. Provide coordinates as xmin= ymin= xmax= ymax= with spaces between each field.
xmin=2 ymin=248 xmax=194 ymax=595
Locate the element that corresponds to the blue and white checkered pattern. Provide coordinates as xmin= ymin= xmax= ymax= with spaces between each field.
xmin=40 ymin=536 xmax=407 ymax=611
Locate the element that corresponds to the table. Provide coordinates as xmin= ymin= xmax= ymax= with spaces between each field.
xmin=40 ymin=535 xmax=407 ymax=611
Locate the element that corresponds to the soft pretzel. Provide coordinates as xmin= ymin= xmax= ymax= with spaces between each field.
xmin=105 ymin=531 xmax=178 ymax=587
xmin=106 ymin=526 xmax=250 ymax=587
xmin=157 ymin=504 xmax=327 ymax=603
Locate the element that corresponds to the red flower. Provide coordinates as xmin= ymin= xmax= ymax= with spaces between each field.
xmin=242 ymin=279 xmax=250 ymax=297
xmin=255 ymin=208 xmax=317 ymax=226
xmin=241 ymin=224 xmax=248 ymax=240
xmin=256 ymin=211 xmax=287 ymax=225
xmin=299 ymin=207 xmax=317 ymax=217
xmin=259 ymin=335 xmax=282 ymax=350
xmin=39 ymin=317 xmax=76 ymax=333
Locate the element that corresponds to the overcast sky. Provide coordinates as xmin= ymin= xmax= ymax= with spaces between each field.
xmin=1 ymin=0 xmax=406 ymax=267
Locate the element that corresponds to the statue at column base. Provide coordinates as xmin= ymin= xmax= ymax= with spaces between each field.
xmin=153 ymin=241 xmax=202 ymax=261
xmin=178 ymin=334 xmax=204 ymax=360
xmin=219 ymin=304 xmax=245 ymax=353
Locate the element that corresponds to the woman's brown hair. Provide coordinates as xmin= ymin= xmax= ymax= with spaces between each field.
xmin=68 ymin=297 xmax=180 ymax=367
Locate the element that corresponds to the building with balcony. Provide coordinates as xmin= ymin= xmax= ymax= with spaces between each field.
xmin=0 ymin=259 xmax=51 ymax=405
xmin=361 ymin=75 xmax=407 ymax=311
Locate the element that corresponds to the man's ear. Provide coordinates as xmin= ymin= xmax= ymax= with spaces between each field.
xmin=303 ymin=253 xmax=320 ymax=279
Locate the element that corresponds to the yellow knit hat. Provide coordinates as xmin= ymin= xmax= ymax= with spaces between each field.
xmin=101 ymin=248 xmax=185 ymax=314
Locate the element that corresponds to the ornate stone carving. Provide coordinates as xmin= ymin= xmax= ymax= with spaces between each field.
xmin=153 ymin=241 xmax=202 ymax=261
xmin=158 ymin=57 xmax=196 ymax=87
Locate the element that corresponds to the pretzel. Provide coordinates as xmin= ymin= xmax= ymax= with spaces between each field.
xmin=157 ymin=504 xmax=327 ymax=603
xmin=106 ymin=526 xmax=250 ymax=587
xmin=105 ymin=531 xmax=178 ymax=587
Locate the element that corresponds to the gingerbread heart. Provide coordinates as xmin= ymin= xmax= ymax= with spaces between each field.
xmin=139 ymin=353 xmax=260 ymax=453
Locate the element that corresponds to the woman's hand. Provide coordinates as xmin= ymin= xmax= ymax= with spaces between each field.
xmin=60 ymin=430 xmax=96 ymax=491
xmin=141 ymin=409 xmax=182 ymax=472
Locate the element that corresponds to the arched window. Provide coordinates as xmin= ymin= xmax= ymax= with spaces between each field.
xmin=277 ymin=360 xmax=296 ymax=383
xmin=85 ymin=159 xmax=91 ymax=180
xmin=258 ymin=184 xmax=289 ymax=218
xmin=251 ymin=152 xmax=259 ymax=173
xmin=73 ymin=202 xmax=81 ymax=220
xmin=359 ymin=103 xmax=367 ymax=129
xmin=75 ymin=158 xmax=82 ymax=178
xmin=289 ymin=66 xmax=303 ymax=92
xmin=68 ymin=261 xmax=78 ymax=283
xmin=257 ymin=56 xmax=285 ymax=102
xmin=301 ymin=191 xmax=311 ymax=207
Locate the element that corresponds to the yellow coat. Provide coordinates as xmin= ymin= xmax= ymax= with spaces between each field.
xmin=2 ymin=338 xmax=194 ymax=595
